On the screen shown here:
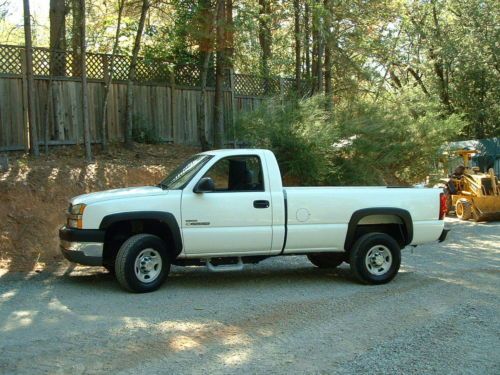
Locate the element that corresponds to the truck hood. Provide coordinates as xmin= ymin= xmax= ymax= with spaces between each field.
xmin=71 ymin=186 xmax=167 ymax=206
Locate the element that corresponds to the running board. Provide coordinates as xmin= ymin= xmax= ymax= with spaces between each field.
xmin=205 ymin=257 xmax=244 ymax=272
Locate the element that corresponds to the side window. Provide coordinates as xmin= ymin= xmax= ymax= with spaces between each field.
xmin=205 ymin=159 xmax=230 ymax=190
xmin=202 ymin=156 xmax=264 ymax=192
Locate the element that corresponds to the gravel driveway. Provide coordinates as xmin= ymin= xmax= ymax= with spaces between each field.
xmin=1 ymin=218 xmax=499 ymax=374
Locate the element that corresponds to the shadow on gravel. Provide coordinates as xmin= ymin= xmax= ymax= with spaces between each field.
xmin=2 ymin=253 xmax=498 ymax=375
xmin=60 ymin=263 xmax=357 ymax=293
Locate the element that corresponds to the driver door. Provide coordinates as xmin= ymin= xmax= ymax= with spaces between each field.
xmin=181 ymin=155 xmax=273 ymax=256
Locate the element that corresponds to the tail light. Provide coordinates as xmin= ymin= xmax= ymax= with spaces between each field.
xmin=439 ymin=193 xmax=447 ymax=220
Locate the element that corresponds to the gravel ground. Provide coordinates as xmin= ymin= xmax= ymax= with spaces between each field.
xmin=1 ymin=218 xmax=499 ymax=374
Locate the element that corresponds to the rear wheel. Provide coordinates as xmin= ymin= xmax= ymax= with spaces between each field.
xmin=115 ymin=234 xmax=170 ymax=293
xmin=456 ymin=199 xmax=472 ymax=220
xmin=349 ymin=232 xmax=401 ymax=285
xmin=308 ymin=253 xmax=345 ymax=268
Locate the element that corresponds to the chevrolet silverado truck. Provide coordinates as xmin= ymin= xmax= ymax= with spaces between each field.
xmin=60 ymin=149 xmax=449 ymax=293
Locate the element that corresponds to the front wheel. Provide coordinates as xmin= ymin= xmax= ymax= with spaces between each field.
xmin=115 ymin=234 xmax=171 ymax=293
xmin=349 ymin=233 xmax=401 ymax=285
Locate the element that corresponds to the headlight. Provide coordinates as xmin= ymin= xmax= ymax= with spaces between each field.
xmin=70 ymin=204 xmax=86 ymax=215
xmin=67 ymin=203 xmax=86 ymax=228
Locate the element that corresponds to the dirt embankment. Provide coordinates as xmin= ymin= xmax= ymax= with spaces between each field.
xmin=0 ymin=144 xmax=199 ymax=273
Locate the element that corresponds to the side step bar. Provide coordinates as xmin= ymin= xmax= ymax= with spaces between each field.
xmin=205 ymin=257 xmax=244 ymax=272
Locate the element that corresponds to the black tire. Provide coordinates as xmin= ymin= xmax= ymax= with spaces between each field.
xmin=308 ymin=253 xmax=345 ymax=268
xmin=349 ymin=232 xmax=401 ymax=285
xmin=115 ymin=234 xmax=171 ymax=293
xmin=456 ymin=199 xmax=472 ymax=220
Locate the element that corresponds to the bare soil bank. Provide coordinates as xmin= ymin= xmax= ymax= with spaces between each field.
xmin=0 ymin=144 xmax=198 ymax=273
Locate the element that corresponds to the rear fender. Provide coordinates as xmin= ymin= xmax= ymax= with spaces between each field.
xmin=344 ymin=208 xmax=413 ymax=250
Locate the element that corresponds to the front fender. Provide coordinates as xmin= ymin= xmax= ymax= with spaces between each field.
xmin=99 ymin=211 xmax=183 ymax=256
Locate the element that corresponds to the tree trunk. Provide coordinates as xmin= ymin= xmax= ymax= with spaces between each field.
xmin=46 ymin=0 xmax=67 ymax=153
xmin=312 ymin=0 xmax=324 ymax=93
xmin=294 ymin=0 xmax=301 ymax=93
xmin=49 ymin=0 xmax=66 ymax=76
xmin=407 ymin=67 xmax=430 ymax=96
xmin=23 ymin=0 xmax=39 ymax=157
xmin=71 ymin=0 xmax=83 ymax=76
xmin=197 ymin=0 xmax=214 ymax=150
xmin=324 ymin=43 xmax=332 ymax=107
xmin=198 ymin=51 xmax=212 ymax=151
xmin=100 ymin=0 xmax=125 ymax=152
xmin=258 ymin=0 xmax=272 ymax=90
xmin=213 ymin=0 xmax=225 ymax=148
xmin=431 ymin=2 xmax=452 ymax=113
xmin=311 ymin=1 xmax=319 ymax=93
xmin=304 ymin=2 xmax=311 ymax=80
xmin=225 ymin=0 xmax=234 ymax=69
xmin=324 ymin=0 xmax=332 ymax=109
xmin=78 ymin=0 xmax=92 ymax=162
xmin=125 ymin=0 xmax=150 ymax=148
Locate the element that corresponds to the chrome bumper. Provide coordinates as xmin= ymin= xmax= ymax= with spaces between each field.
xmin=59 ymin=226 xmax=105 ymax=266
xmin=60 ymin=241 xmax=104 ymax=266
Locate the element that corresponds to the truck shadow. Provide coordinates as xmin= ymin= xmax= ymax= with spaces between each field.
xmin=63 ymin=262 xmax=357 ymax=292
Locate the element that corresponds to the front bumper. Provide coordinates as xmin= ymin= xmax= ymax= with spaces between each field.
xmin=59 ymin=226 xmax=105 ymax=266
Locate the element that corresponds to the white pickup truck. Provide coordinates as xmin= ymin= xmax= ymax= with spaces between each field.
xmin=60 ymin=149 xmax=449 ymax=292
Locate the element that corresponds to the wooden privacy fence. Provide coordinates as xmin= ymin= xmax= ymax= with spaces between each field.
xmin=0 ymin=44 xmax=305 ymax=151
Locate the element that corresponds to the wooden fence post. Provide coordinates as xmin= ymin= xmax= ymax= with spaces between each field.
xmin=20 ymin=48 xmax=29 ymax=152
xmin=102 ymin=54 xmax=109 ymax=83
xmin=169 ymin=69 xmax=176 ymax=142
xmin=23 ymin=0 xmax=40 ymax=156
xmin=229 ymin=68 xmax=237 ymax=148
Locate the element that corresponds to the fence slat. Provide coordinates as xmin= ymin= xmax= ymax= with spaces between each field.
xmin=0 ymin=44 xmax=307 ymax=150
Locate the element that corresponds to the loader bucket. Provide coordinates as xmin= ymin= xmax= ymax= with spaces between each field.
xmin=472 ymin=196 xmax=500 ymax=221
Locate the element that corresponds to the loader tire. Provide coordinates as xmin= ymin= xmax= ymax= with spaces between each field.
xmin=456 ymin=199 xmax=472 ymax=221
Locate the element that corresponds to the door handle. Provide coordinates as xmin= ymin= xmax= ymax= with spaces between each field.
xmin=253 ymin=200 xmax=270 ymax=209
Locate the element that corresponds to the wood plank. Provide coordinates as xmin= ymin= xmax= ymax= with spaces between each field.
xmin=0 ymin=75 xmax=270 ymax=150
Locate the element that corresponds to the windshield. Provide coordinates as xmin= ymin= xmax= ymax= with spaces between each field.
xmin=159 ymin=154 xmax=213 ymax=190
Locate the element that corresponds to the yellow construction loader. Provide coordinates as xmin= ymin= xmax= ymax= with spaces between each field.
xmin=443 ymin=149 xmax=500 ymax=221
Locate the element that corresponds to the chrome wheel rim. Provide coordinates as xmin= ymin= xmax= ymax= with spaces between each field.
xmin=134 ymin=248 xmax=162 ymax=283
xmin=365 ymin=245 xmax=392 ymax=276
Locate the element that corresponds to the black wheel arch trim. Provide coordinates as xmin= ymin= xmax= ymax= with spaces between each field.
xmin=344 ymin=208 xmax=413 ymax=250
xmin=99 ymin=211 xmax=183 ymax=256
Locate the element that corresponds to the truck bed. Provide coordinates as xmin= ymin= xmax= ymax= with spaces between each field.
xmin=283 ymin=186 xmax=443 ymax=253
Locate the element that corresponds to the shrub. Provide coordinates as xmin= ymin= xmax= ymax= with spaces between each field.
xmin=328 ymin=92 xmax=466 ymax=185
xmin=236 ymin=96 xmax=337 ymax=185
xmin=132 ymin=114 xmax=161 ymax=144
xmin=237 ymin=91 xmax=466 ymax=186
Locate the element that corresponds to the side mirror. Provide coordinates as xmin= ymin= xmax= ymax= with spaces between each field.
xmin=194 ymin=177 xmax=215 ymax=193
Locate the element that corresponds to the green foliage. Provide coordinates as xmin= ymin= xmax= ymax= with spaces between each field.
xmin=6 ymin=0 xmax=496 ymax=147
xmin=142 ymin=0 xmax=200 ymax=64
xmin=132 ymin=115 xmax=161 ymax=144
xmin=237 ymin=93 xmax=466 ymax=186
xmin=236 ymin=96 xmax=337 ymax=185
xmin=330 ymin=92 xmax=466 ymax=185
